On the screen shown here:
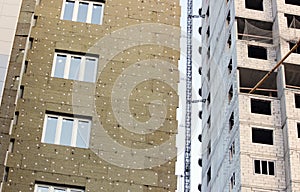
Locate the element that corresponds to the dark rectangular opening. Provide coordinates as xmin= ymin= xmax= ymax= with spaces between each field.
xmin=207 ymin=47 xmax=210 ymax=59
xmin=46 ymin=110 xmax=92 ymax=120
xmin=237 ymin=18 xmax=273 ymax=44
xmin=295 ymin=94 xmax=300 ymax=108
xmin=13 ymin=111 xmax=19 ymax=125
xmin=297 ymin=123 xmax=300 ymax=138
xmin=226 ymin=11 xmax=231 ymax=25
xmin=207 ymin=141 xmax=211 ymax=156
xmin=285 ymin=14 xmax=300 ymax=29
xmin=207 ymin=167 xmax=211 ymax=185
xmin=289 ymin=42 xmax=300 ymax=54
xmin=29 ymin=37 xmax=34 ymax=49
xmin=34 ymin=181 xmax=85 ymax=191
xmin=239 ymin=68 xmax=277 ymax=97
xmin=207 ymin=93 xmax=211 ymax=105
xmin=254 ymin=160 xmax=261 ymax=174
xmin=33 ymin=15 xmax=38 ymax=27
xmin=19 ymin=86 xmax=24 ymax=99
xmin=248 ymin=45 xmax=267 ymax=60
xmin=254 ymin=160 xmax=275 ymax=175
xmin=227 ymin=35 xmax=232 ymax=48
xmin=24 ymin=61 xmax=28 ymax=74
xmin=207 ymin=116 xmax=211 ymax=128
xmin=199 ymin=111 xmax=202 ymax=119
xmin=285 ymin=0 xmax=300 ymax=6
xmin=207 ymin=68 xmax=210 ymax=81
xmin=228 ymin=59 xmax=232 ymax=74
xmin=55 ymin=49 xmax=99 ymax=58
xmin=284 ymin=63 xmax=300 ymax=89
xmin=252 ymin=128 xmax=273 ymax=145
xmin=229 ymin=142 xmax=235 ymax=161
xmin=230 ymin=173 xmax=235 ymax=189
xmin=268 ymin=161 xmax=275 ymax=175
xmin=251 ymin=98 xmax=271 ymax=115
xmin=4 ymin=167 xmax=9 ymax=182
xmin=228 ymin=85 xmax=233 ymax=103
xmin=261 ymin=160 xmax=268 ymax=174
xmin=229 ymin=112 xmax=234 ymax=130
xmin=245 ymin=0 xmax=263 ymax=11
xmin=206 ymin=7 xmax=210 ymax=17
xmin=198 ymin=158 xmax=202 ymax=167
xmin=207 ymin=27 xmax=210 ymax=38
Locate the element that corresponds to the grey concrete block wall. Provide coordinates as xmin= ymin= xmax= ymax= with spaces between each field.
xmin=234 ymin=0 xmax=273 ymax=21
xmin=201 ymin=0 xmax=300 ymax=192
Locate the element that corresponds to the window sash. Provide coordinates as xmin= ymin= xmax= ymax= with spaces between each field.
xmin=62 ymin=0 xmax=75 ymax=20
xmin=254 ymin=160 xmax=275 ymax=175
xmin=42 ymin=114 xmax=91 ymax=148
xmin=52 ymin=52 xmax=98 ymax=82
xmin=61 ymin=0 xmax=104 ymax=24
xmin=35 ymin=184 xmax=84 ymax=192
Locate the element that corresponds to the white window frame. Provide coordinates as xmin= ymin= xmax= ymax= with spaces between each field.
xmin=61 ymin=0 xmax=105 ymax=25
xmin=41 ymin=114 xmax=91 ymax=148
xmin=51 ymin=52 xmax=98 ymax=82
xmin=251 ymin=126 xmax=274 ymax=145
xmin=34 ymin=184 xmax=84 ymax=192
xmin=254 ymin=159 xmax=275 ymax=176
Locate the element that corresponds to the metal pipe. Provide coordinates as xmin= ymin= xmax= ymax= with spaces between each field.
xmin=249 ymin=38 xmax=300 ymax=94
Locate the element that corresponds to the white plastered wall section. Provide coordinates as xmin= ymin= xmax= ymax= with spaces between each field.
xmin=0 ymin=0 xmax=22 ymax=105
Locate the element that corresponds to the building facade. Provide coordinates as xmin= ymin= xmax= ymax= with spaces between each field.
xmin=175 ymin=0 xmax=202 ymax=191
xmin=201 ymin=0 xmax=300 ymax=191
xmin=0 ymin=0 xmax=181 ymax=191
xmin=0 ymin=0 xmax=22 ymax=105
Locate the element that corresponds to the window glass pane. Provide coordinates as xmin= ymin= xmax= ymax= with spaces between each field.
xmin=54 ymin=55 xmax=67 ymax=78
xmin=37 ymin=186 xmax=49 ymax=192
xmin=76 ymin=120 xmax=90 ymax=148
xmin=77 ymin=2 xmax=88 ymax=22
xmin=84 ymin=58 xmax=97 ymax=82
xmin=268 ymin=161 xmax=275 ymax=175
xmin=44 ymin=116 xmax=58 ymax=144
xmin=261 ymin=160 xmax=268 ymax=174
xmin=54 ymin=189 xmax=66 ymax=192
xmin=69 ymin=56 xmax=81 ymax=80
xmin=91 ymin=4 xmax=102 ymax=24
xmin=63 ymin=0 xmax=74 ymax=20
xmin=60 ymin=118 xmax=74 ymax=146
xmin=252 ymin=128 xmax=273 ymax=145
xmin=254 ymin=160 xmax=260 ymax=174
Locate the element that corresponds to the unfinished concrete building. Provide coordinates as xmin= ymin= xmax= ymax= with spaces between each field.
xmin=201 ymin=0 xmax=300 ymax=191
xmin=0 ymin=0 xmax=181 ymax=191
xmin=0 ymin=0 xmax=22 ymax=105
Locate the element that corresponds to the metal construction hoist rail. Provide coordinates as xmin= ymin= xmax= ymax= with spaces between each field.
xmin=184 ymin=0 xmax=193 ymax=190
xmin=184 ymin=0 xmax=202 ymax=191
